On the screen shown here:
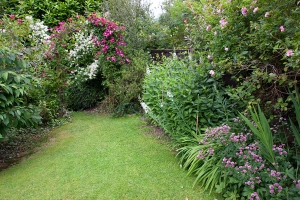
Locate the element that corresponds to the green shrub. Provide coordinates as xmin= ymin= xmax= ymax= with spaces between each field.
xmin=1 ymin=0 xmax=102 ymax=27
xmin=184 ymin=0 xmax=299 ymax=114
xmin=109 ymin=50 xmax=150 ymax=116
xmin=66 ymin=77 xmax=105 ymax=111
xmin=0 ymin=48 xmax=42 ymax=141
xmin=142 ymin=56 xmax=239 ymax=139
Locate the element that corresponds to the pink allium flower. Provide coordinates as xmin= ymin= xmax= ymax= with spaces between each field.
xmin=225 ymin=47 xmax=229 ymax=51
xmin=286 ymin=49 xmax=294 ymax=57
xmin=280 ymin=26 xmax=285 ymax=32
xmin=209 ymin=70 xmax=215 ymax=76
xmin=206 ymin=25 xmax=211 ymax=31
xmin=265 ymin=12 xmax=270 ymax=18
xmin=241 ymin=7 xmax=248 ymax=16
xmin=219 ymin=18 xmax=228 ymax=28
xmin=253 ymin=7 xmax=258 ymax=13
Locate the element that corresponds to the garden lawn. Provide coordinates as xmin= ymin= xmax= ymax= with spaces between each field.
xmin=0 ymin=112 xmax=220 ymax=200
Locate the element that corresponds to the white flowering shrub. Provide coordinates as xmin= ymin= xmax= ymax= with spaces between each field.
xmin=26 ymin=16 xmax=50 ymax=43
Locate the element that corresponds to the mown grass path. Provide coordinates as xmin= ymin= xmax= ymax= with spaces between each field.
xmin=0 ymin=112 xmax=220 ymax=200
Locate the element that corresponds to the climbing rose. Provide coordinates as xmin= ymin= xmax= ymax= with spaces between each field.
xmin=206 ymin=25 xmax=211 ymax=31
xmin=286 ymin=50 xmax=294 ymax=57
xmin=241 ymin=7 xmax=248 ymax=16
xmin=253 ymin=7 xmax=258 ymax=13
xmin=209 ymin=70 xmax=215 ymax=76
xmin=280 ymin=26 xmax=285 ymax=32
xmin=265 ymin=12 xmax=270 ymax=18
xmin=219 ymin=19 xmax=228 ymax=28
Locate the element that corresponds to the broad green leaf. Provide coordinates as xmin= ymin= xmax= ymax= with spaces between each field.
xmin=2 ymin=72 xmax=8 ymax=81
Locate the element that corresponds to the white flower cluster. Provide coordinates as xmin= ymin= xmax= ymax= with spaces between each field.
xmin=69 ymin=31 xmax=94 ymax=67
xmin=26 ymin=16 xmax=50 ymax=43
xmin=140 ymin=101 xmax=151 ymax=114
xmin=73 ymin=60 xmax=99 ymax=80
xmin=146 ymin=67 xmax=151 ymax=75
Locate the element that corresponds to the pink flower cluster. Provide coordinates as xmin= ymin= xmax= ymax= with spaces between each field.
xmin=245 ymin=177 xmax=261 ymax=189
xmin=219 ymin=18 xmax=228 ymax=29
xmin=201 ymin=124 xmax=231 ymax=144
xmin=249 ymin=192 xmax=260 ymax=200
xmin=222 ymin=157 xmax=236 ymax=168
xmin=229 ymin=132 xmax=249 ymax=142
xmin=269 ymin=169 xmax=283 ymax=181
xmin=86 ymin=13 xmax=129 ymax=63
xmin=269 ymin=183 xmax=283 ymax=194
xmin=293 ymin=180 xmax=300 ymax=188
xmin=196 ymin=147 xmax=214 ymax=160
xmin=272 ymin=144 xmax=287 ymax=156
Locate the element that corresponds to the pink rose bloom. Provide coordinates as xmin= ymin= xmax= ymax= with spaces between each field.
xmin=286 ymin=50 xmax=294 ymax=57
xmin=219 ymin=18 xmax=228 ymax=28
xmin=265 ymin=12 xmax=270 ymax=18
xmin=225 ymin=47 xmax=229 ymax=51
xmin=280 ymin=26 xmax=284 ymax=32
xmin=209 ymin=70 xmax=215 ymax=76
xmin=241 ymin=7 xmax=248 ymax=16
xmin=253 ymin=7 xmax=258 ymax=13
xmin=9 ymin=14 xmax=15 ymax=19
xmin=206 ymin=25 xmax=211 ymax=31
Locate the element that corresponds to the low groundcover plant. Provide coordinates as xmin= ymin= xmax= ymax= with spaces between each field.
xmin=178 ymin=107 xmax=300 ymax=200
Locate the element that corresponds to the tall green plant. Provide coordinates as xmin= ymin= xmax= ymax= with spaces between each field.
xmin=0 ymin=49 xmax=42 ymax=141
xmin=289 ymin=88 xmax=300 ymax=147
xmin=239 ymin=105 xmax=275 ymax=165
xmin=142 ymin=57 xmax=238 ymax=139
